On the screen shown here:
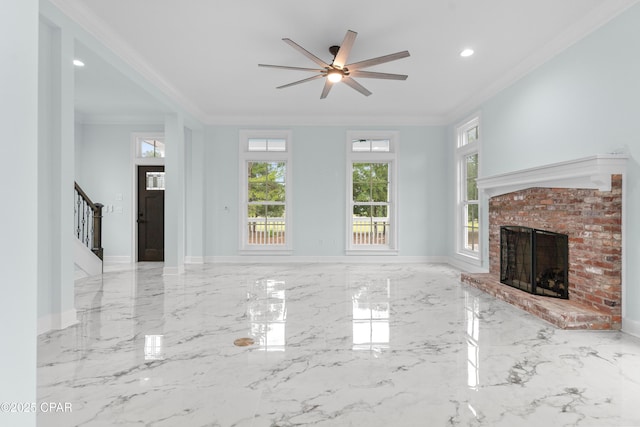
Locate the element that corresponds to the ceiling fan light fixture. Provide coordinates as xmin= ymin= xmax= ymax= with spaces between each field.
xmin=460 ymin=48 xmax=474 ymax=58
xmin=260 ymin=30 xmax=409 ymax=98
xmin=327 ymin=70 xmax=343 ymax=83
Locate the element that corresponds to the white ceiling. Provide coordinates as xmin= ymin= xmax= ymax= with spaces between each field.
xmin=54 ymin=0 xmax=638 ymax=126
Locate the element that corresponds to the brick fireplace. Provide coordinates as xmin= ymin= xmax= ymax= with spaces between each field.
xmin=460 ymin=155 xmax=627 ymax=330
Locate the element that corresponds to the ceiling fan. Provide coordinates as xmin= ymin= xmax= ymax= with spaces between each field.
xmin=259 ymin=30 xmax=410 ymax=99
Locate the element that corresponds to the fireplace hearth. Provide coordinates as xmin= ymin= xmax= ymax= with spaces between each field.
xmin=460 ymin=156 xmax=626 ymax=330
xmin=500 ymin=226 xmax=568 ymax=299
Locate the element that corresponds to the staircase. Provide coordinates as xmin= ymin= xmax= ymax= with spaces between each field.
xmin=74 ymin=182 xmax=104 ymax=277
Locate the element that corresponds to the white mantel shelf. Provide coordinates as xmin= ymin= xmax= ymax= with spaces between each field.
xmin=476 ymin=154 xmax=629 ymax=198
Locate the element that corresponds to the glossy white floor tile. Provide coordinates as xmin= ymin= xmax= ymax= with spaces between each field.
xmin=37 ymin=263 xmax=640 ymax=426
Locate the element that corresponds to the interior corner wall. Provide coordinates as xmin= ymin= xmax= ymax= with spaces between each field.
xmin=205 ymin=125 xmax=448 ymax=258
xmin=456 ymin=3 xmax=640 ymax=330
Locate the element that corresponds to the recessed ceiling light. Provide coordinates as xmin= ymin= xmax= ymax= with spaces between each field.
xmin=73 ymin=59 xmax=85 ymax=67
xmin=460 ymin=48 xmax=474 ymax=58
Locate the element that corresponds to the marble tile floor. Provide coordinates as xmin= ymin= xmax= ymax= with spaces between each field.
xmin=36 ymin=263 xmax=640 ymax=427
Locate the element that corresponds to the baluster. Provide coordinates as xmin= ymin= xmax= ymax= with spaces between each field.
xmin=76 ymin=192 xmax=82 ymax=239
xmin=85 ymin=203 xmax=92 ymax=246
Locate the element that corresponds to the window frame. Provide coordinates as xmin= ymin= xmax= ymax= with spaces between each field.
xmin=345 ymin=131 xmax=399 ymax=255
xmin=136 ymin=135 xmax=165 ymax=159
xmin=239 ymin=130 xmax=293 ymax=254
xmin=455 ymin=116 xmax=481 ymax=262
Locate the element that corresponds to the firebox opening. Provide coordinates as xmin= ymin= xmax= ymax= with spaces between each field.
xmin=500 ymin=226 xmax=568 ymax=299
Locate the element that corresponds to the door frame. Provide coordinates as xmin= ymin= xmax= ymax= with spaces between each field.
xmin=131 ymin=132 xmax=165 ymax=262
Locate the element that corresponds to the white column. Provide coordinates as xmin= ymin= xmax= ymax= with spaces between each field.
xmin=54 ymin=26 xmax=77 ymax=328
xmin=38 ymin=21 xmax=77 ymax=332
xmin=186 ymin=128 xmax=205 ymax=263
xmin=0 ymin=1 xmax=38 ymax=425
xmin=164 ymin=114 xmax=186 ymax=274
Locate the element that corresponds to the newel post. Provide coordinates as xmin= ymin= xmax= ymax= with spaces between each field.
xmin=92 ymin=203 xmax=104 ymax=260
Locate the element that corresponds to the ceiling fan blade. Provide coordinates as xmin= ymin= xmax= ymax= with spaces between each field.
xmin=259 ymin=64 xmax=324 ymax=72
xmin=346 ymin=50 xmax=410 ymax=70
xmin=332 ymin=30 xmax=357 ymax=69
xmin=282 ymin=38 xmax=330 ymax=68
xmin=276 ymin=74 xmax=324 ymax=89
xmin=320 ymin=79 xmax=333 ymax=99
xmin=342 ymin=77 xmax=372 ymax=97
xmin=349 ymin=70 xmax=408 ymax=80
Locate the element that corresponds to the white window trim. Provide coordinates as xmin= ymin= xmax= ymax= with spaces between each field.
xmin=239 ymin=130 xmax=293 ymax=255
xmin=346 ymin=131 xmax=399 ymax=255
xmin=455 ymin=116 xmax=481 ymax=264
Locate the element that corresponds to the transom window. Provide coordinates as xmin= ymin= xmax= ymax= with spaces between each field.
xmin=346 ymin=131 xmax=398 ymax=254
xmin=352 ymin=139 xmax=391 ymax=152
xmin=456 ymin=117 xmax=480 ymax=260
xmin=248 ymin=138 xmax=286 ymax=152
xmin=138 ymin=137 xmax=165 ymax=158
xmin=239 ymin=130 xmax=292 ymax=253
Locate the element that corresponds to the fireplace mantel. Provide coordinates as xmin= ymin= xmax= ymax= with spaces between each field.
xmin=464 ymin=154 xmax=627 ymax=330
xmin=476 ymin=154 xmax=628 ymax=198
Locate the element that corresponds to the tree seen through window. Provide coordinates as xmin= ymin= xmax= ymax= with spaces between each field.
xmin=247 ymin=161 xmax=286 ymax=244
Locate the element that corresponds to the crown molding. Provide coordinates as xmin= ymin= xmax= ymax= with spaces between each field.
xmin=47 ymin=0 xmax=639 ymax=129
xmin=445 ymin=0 xmax=640 ymax=124
xmin=47 ymin=0 xmax=209 ymax=125
xmin=203 ymin=113 xmax=448 ymax=127
xmin=75 ymin=112 xmax=165 ymax=126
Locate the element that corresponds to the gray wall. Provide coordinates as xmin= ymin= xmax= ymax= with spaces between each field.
xmin=79 ymin=124 xmax=449 ymax=259
xmin=205 ymin=125 xmax=448 ymax=258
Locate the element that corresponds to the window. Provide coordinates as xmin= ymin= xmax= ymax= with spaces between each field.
xmin=239 ymin=131 xmax=292 ymax=253
xmin=456 ymin=117 xmax=480 ymax=259
xmin=145 ymin=171 xmax=165 ymax=190
xmin=137 ymin=137 xmax=165 ymax=158
xmin=346 ymin=132 xmax=398 ymax=254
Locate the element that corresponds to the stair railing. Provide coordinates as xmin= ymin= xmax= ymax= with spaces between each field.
xmin=74 ymin=182 xmax=104 ymax=260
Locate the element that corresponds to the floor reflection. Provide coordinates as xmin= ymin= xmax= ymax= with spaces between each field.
xmin=133 ymin=269 xmax=166 ymax=387
xmin=144 ymin=334 xmax=164 ymax=361
xmin=465 ymin=291 xmax=480 ymax=390
xmin=247 ymin=279 xmax=287 ymax=351
xmin=352 ymin=278 xmax=391 ymax=352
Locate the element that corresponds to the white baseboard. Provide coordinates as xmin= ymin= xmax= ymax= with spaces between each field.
xmin=61 ymin=308 xmax=78 ymax=329
xmin=184 ymin=256 xmax=205 ymax=264
xmin=203 ymin=255 xmax=446 ymax=264
xmin=38 ymin=315 xmax=52 ymax=335
xmin=622 ymin=318 xmax=640 ymax=339
xmin=38 ymin=308 xmax=78 ymax=336
xmin=163 ymin=265 xmax=185 ymax=275
xmin=104 ymin=256 xmax=132 ymax=264
xmin=447 ymin=256 xmax=489 ymax=273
